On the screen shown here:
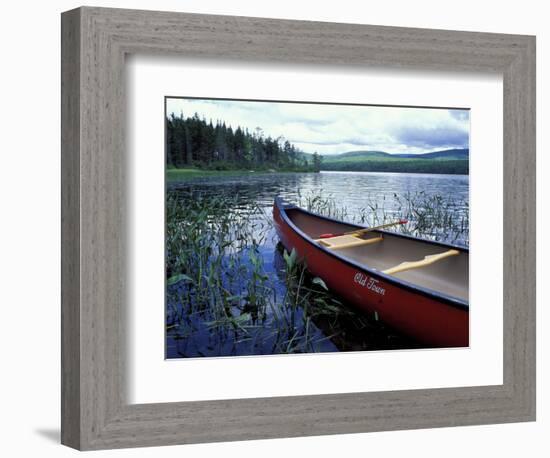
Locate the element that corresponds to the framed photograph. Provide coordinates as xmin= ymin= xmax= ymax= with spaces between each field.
xmin=164 ymin=97 xmax=470 ymax=359
xmin=61 ymin=6 xmax=535 ymax=450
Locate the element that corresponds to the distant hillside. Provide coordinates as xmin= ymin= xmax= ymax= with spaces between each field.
xmin=319 ymin=148 xmax=469 ymax=174
xmin=331 ymin=150 xmax=393 ymax=160
xmin=393 ymin=149 xmax=469 ymax=160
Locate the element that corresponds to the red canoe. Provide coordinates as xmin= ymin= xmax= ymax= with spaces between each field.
xmin=273 ymin=197 xmax=469 ymax=347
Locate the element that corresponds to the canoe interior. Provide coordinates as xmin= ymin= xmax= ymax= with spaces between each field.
xmin=286 ymin=208 xmax=469 ymax=302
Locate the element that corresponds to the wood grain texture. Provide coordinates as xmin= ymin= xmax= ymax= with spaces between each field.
xmin=61 ymin=6 xmax=536 ymax=450
xmin=60 ymin=7 xmax=81 ymax=449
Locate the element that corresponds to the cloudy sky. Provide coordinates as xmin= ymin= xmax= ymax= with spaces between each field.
xmin=166 ymin=98 xmax=469 ymax=155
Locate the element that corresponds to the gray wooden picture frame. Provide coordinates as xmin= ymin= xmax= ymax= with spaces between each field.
xmin=61 ymin=6 xmax=536 ymax=451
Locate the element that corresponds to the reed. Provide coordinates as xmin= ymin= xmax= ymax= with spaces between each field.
xmin=166 ymin=189 xmax=465 ymax=357
xmin=298 ymin=190 xmax=469 ymax=245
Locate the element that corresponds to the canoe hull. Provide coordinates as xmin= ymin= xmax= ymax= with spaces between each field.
xmin=273 ymin=200 xmax=468 ymax=348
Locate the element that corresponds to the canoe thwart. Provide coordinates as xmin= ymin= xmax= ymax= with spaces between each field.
xmin=317 ymin=235 xmax=383 ymax=250
xmin=383 ymin=249 xmax=460 ymax=275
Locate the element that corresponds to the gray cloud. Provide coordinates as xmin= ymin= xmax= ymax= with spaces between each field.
xmin=391 ymin=125 xmax=469 ymax=150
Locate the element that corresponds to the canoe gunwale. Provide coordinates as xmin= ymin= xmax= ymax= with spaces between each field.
xmin=274 ymin=197 xmax=469 ymax=312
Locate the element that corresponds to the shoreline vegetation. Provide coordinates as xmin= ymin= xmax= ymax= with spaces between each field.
xmin=166 ymin=113 xmax=469 ymax=177
xmin=166 ymin=167 xmax=311 ymax=182
xmin=321 ymin=158 xmax=468 ymax=175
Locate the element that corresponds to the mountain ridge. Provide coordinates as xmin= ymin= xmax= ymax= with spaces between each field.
xmin=315 ymin=148 xmax=469 ymax=175
xmin=322 ymin=148 xmax=469 ymax=161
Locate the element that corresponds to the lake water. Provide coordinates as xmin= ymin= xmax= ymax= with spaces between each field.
xmin=166 ymin=171 xmax=469 ymax=358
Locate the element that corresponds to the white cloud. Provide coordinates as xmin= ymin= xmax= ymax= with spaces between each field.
xmin=166 ymin=98 xmax=469 ymax=155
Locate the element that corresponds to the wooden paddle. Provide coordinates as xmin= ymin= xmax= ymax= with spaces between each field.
xmin=318 ymin=219 xmax=408 ymax=239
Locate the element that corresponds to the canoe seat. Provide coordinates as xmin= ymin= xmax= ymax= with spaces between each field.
xmin=317 ymin=235 xmax=383 ymax=250
xmin=383 ymin=249 xmax=460 ymax=275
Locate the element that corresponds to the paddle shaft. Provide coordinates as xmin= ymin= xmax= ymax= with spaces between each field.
xmin=319 ymin=219 xmax=407 ymax=239
xmin=344 ymin=219 xmax=407 ymax=236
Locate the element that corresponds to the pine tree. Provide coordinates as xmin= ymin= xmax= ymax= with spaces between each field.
xmin=165 ymin=113 xmax=315 ymax=172
xmin=312 ymin=152 xmax=322 ymax=172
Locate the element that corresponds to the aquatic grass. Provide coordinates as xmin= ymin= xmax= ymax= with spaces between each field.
xmin=295 ymin=190 xmax=469 ymax=246
xmin=166 ymin=188 xmax=462 ymax=357
xmin=301 ymin=192 xmax=350 ymax=221
xmin=165 ymin=192 xmax=334 ymax=356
